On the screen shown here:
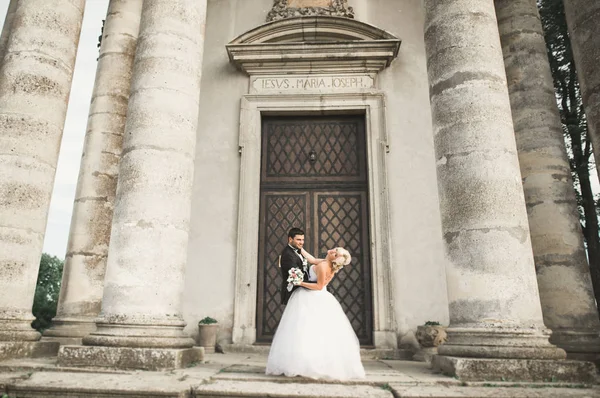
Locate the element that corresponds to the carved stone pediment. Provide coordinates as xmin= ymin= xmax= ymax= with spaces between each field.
xmin=267 ymin=0 xmax=354 ymax=22
xmin=226 ymin=16 xmax=401 ymax=75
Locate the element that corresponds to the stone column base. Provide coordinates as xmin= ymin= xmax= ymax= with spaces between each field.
xmin=41 ymin=316 xmax=96 ymax=346
xmin=57 ymin=345 xmax=204 ymax=371
xmin=432 ymin=355 xmax=598 ymax=383
xmin=0 ymin=341 xmax=60 ymax=361
xmin=41 ymin=336 xmax=83 ymax=346
xmin=550 ymin=329 xmax=600 ymax=366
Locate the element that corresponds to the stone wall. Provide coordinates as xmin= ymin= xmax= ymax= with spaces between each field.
xmin=184 ymin=0 xmax=448 ymax=347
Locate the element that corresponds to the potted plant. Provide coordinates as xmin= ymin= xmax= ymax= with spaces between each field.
xmin=198 ymin=316 xmax=219 ymax=353
xmin=413 ymin=321 xmax=447 ymax=363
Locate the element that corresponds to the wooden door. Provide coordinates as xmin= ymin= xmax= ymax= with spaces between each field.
xmin=256 ymin=115 xmax=373 ymax=345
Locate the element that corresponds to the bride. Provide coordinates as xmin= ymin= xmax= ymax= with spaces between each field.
xmin=265 ymin=247 xmax=365 ymax=380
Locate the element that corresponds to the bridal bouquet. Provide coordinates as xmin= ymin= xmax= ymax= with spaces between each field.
xmin=286 ymin=267 xmax=304 ymax=292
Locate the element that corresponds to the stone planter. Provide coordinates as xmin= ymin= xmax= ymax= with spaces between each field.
xmin=413 ymin=325 xmax=447 ymax=363
xmin=197 ymin=324 xmax=219 ymax=354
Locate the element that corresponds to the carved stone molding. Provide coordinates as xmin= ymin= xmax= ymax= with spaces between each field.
xmin=267 ymin=0 xmax=354 ymax=22
xmin=227 ymin=16 xmax=401 ymax=75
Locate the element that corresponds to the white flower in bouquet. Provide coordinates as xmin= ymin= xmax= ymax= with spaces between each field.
xmin=286 ymin=267 xmax=304 ymax=292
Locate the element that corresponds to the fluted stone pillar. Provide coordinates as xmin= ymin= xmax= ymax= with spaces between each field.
xmin=495 ymin=0 xmax=600 ymax=365
xmin=424 ymin=0 xmax=596 ymax=382
xmin=0 ymin=0 xmax=18 ymax=63
xmin=0 ymin=0 xmax=84 ymax=359
xmin=563 ymin=1 xmax=600 ymax=184
xmin=58 ymin=0 xmax=207 ymax=370
xmin=42 ymin=0 xmax=143 ymax=346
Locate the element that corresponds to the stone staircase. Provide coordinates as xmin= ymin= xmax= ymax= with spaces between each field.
xmin=0 ymin=353 xmax=598 ymax=398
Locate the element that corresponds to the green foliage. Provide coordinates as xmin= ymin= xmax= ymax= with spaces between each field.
xmin=31 ymin=253 xmax=64 ymax=332
xmin=424 ymin=321 xmax=441 ymax=326
xmin=380 ymin=383 xmax=392 ymax=391
xmin=198 ymin=316 xmax=218 ymax=325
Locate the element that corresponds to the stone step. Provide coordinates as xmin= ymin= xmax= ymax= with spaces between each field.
xmin=221 ymin=344 xmax=414 ymax=360
xmin=390 ymin=384 xmax=600 ymax=397
xmin=192 ymin=379 xmax=600 ymax=398
xmin=193 ymin=379 xmax=394 ymax=398
xmin=3 ymin=368 xmax=598 ymax=398
xmin=3 ymin=388 xmax=187 ymax=398
xmin=1 ymin=370 xmax=205 ymax=398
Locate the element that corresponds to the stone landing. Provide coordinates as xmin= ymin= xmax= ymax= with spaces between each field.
xmin=0 ymin=353 xmax=598 ymax=398
xmin=432 ymin=355 xmax=598 ymax=383
xmin=0 ymin=342 xmax=59 ymax=361
xmin=57 ymin=345 xmax=204 ymax=371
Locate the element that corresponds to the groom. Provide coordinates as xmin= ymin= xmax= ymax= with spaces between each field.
xmin=280 ymin=227 xmax=312 ymax=305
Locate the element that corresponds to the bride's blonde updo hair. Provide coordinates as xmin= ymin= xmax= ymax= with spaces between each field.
xmin=331 ymin=247 xmax=351 ymax=272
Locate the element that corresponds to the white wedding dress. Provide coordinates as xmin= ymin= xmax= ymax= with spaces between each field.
xmin=265 ymin=265 xmax=365 ymax=380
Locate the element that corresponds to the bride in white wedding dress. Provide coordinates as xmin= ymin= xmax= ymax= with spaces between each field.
xmin=265 ymin=247 xmax=365 ymax=381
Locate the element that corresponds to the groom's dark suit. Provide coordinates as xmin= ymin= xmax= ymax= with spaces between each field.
xmin=280 ymin=245 xmax=310 ymax=305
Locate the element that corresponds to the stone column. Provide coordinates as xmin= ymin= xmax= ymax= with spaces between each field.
xmin=0 ymin=0 xmax=85 ymax=359
xmin=0 ymin=0 xmax=18 ymax=63
xmin=424 ymin=0 xmax=596 ymax=382
xmin=495 ymin=0 xmax=600 ymax=365
xmin=563 ymin=0 xmax=600 ymax=183
xmin=42 ymin=0 xmax=143 ymax=345
xmin=58 ymin=0 xmax=207 ymax=370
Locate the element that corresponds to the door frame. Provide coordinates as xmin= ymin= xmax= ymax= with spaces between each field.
xmin=232 ymin=92 xmax=397 ymax=349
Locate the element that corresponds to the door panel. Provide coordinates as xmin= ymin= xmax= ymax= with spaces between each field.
xmin=313 ymin=192 xmax=372 ymax=345
xmin=261 ymin=117 xmax=367 ymax=184
xmin=256 ymin=192 xmax=310 ymax=341
xmin=256 ymin=116 xmax=372 ymax=345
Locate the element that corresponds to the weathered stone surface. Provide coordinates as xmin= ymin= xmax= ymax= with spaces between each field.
xmin=194 ymin=380 xmax=393 ymax=397
xmin=414 ymin=325 xmax=447 ymax=362
xmin=412 ymin=347 xmax=438 ymax=363
xmin=4 ymin=366 xmax=216 ymax=398
xmin=391 ymin=385 xmax=600 ymax=397
xmin=416 ymin=325 xmax=447 ymax=348
xmin=187 ymin=0 xmax=447 ymax=348
xmin=43 ymin=0 xmax=143 ymax=345
xmin=289 ymin=0 xmax=331 ymax=7
xmin=222 ymin=344 xmax=413 ymax=360
xmin=432 ymin=355 xmax=598 ymax=383
xmin=2 ymin=353 xmax=599 ymax=397
xmin=0 ymin=0 xmax=18 ymax=63
xmin=423 ymin=0 xmax=562 ymax=358
xmin=563 ymin=1 xmax=600 ymax=190
xmin=80 ymin=0 xmax=207 ymax=352
xmin=0 ymin=0 xmax=85 ymax=342
xmin=57 ymin=345 xmax=204 ymax=371
xmin=266 ymin=0 xmax=354 ymax=21
xmin=0 ymin=341 xmax=59 ymax=361
xmin=495 ymin=0 xmax=600 ymax=361
xmin=42 ymin=317 xmax=95 ymax=346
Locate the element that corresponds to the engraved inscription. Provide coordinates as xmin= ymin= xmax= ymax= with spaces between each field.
xmin=254 ymin=75 xmax=374 ymax=92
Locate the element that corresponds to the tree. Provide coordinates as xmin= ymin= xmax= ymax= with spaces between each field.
xmin=31 ymin=253 xmax=64 ymax=332
xmin=538 ymin=0 xmax=600 ymax=310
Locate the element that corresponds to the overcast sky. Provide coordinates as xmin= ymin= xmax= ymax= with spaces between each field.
xmin=0 ymin=0 xmax=109 ymax=258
